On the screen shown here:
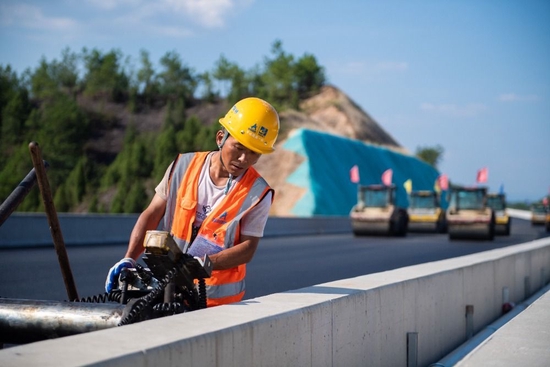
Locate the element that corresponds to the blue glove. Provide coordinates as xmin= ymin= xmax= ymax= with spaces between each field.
xmin=105 ymin=258 xmax=137 ymax=293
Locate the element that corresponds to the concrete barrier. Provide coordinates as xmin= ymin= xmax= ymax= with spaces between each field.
xmin=1 ymin=235 xmax=549 ymax=367
xmin=0 ymin=213 xmax=352 ymax=248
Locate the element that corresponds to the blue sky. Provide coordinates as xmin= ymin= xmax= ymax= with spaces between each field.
xmin=1 ymin=0 xmax=549 ymax=202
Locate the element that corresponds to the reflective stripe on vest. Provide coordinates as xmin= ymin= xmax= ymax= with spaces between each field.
xmin=162 ymin=151 xmax=273 ymax=306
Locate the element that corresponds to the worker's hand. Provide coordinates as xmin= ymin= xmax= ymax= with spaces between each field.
xmin=105 ymin=258 xmax=137 ymax=293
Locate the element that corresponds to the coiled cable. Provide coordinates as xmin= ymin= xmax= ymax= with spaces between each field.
xmin=117 ymin=266 xmax=177 ymax=326
xmin=70 ymin=291 xmax=122 ymax=304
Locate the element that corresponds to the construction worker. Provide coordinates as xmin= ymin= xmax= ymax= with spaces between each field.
xmin=105 ymin=97 xmax=279 ymax=307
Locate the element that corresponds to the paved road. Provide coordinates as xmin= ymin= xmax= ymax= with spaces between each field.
xmin=0 ymin=218 xmax=548 ymax=302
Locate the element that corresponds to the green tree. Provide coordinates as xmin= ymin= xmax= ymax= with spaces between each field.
xmin=153 ymin=125 xmax=179 ymax=182
xmin=416 ymin=145 xmax=444 ymax=169
xmin=259 ymin=40 xmax=297 ymax=109
xmin=30 ymin=58 xmax=59 ymax=100
xmin=137 ymin=49 xmax=159 ymax=106
xmin=1 ymin=89 xmax=30 ymax=146
xmin=0 ymin=143 xmax=33 ymax=204
xmin=0 ymin=65 xmax=19 ymax=112
xmin=177 ymin=116 xmax=201 ymax=152
xmin=54 ymin=47 xmax=80 ymax=96
xmin=125 ymin=181 xmax=147 ymax=213
xmin=198 ymin=71 xmax=217 ymax=103
xmin=53 ymin=183 xmax=71 ymax=212
xmin=82 ymin=48 xmax=129 ymax=102
xmin=212 ymin=55 xmax=249 ymax=104
xmin=65 ymin=157 xmax=88 ymax=205
xmin=157 ymin=51 xmax=196 ymax=105
xmin=294 ymin=53 xmax=325 ymax=99
xmin=28 ymin=95 xmax=89 ymax=191
xmin=195 ymin=123 xmax=220 ymax=152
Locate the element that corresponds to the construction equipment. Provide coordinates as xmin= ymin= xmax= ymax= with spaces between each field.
xmin=407 ymin=190 xmax=447 ymax=233
xmin=446 ymin=186 xmax=495 ymax=241
xmin=530 ymin=203 xmax=547 ymax=226
xmin=486 ymin=193 xmax=511 ymax=236
xmin=0 ymin=230 xmax=212 ymax=345
xmin=350 ymin=184 xmax=408 ymax=236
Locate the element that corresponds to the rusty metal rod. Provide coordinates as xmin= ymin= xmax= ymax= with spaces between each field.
xmin=28 ymin=141 xmax=79 ymax=301
xmin=0 ymin=162 xmax=48 ymax=227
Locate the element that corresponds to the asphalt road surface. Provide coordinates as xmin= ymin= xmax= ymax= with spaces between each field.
xmin=0 ymin=218 xmax=548 ymax=302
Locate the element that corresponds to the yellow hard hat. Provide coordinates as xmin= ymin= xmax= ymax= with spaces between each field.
xmin=219 ymin=97 xmax=279 ymax=154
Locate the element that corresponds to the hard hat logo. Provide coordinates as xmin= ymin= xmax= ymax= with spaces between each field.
xmin=219 ymin=97 xmax=280 ymax=154
xmin=248 ymin=124 xmax=269 ymax=138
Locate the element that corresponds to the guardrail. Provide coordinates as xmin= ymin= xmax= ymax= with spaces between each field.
xmin=0 ymin=213 xmax=352 ymax=248
xmin=0 ymin=210 xmax=531 ymax=248
xmin=1 ymin=233 xmax=548 ymax=366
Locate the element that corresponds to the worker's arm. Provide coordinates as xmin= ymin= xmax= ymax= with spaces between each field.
xmin=124 ymin=193 xmax=167 ymax=260
xmin=208 ymin=234 xmax=260 ymax=270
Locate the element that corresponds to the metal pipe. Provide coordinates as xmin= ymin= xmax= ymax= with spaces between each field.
xmin=0 ymin=163 xmax=48 ymax=227
xmin=0 ymin=298 xmax=125 ymax=344
xmin=28 ymin=141 xmax=79 ymax=301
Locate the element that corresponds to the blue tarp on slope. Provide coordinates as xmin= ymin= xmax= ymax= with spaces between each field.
xmin=283 ymin=129 xmax=441 ymax=217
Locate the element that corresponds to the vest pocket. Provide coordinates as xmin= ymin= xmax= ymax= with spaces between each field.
xmin=179 ymin=197 xmax=196 ymax=210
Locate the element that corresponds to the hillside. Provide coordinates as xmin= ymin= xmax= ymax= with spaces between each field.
xmin=80 ymin=85 xmax=406 ymax=216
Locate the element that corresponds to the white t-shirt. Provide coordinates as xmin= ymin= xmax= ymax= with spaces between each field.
xmin=155 ymin=152 xmax=272 ymax=237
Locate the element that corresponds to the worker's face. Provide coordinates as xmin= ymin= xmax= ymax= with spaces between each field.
xmin=218 ymin=133 xmax=261 ymax=176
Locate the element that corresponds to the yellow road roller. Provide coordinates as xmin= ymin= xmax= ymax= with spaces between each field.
xmin=350 ymin=184 xmax=408 ymax=236
xmin=407 ymin=190 xmax=447 ymax=233
xmin=446 ymin=186 xmax=495 ymax=241
xmin=486 ymin=193 xmax=511 ymax=236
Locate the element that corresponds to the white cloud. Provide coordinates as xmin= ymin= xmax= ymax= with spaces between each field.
xmin=81 ymin=0 xmax=253 ymax=38
xmin=498 ymin=93 xmax=540 ymax=102
xmin=163 ymin=0 xmax=237 ymax=29
xmin=420 ymin=103 xmax=487 ymax=118
xmin=0 ymin=4 xmax=77 ymax=30
xmin=2 ymin=1 xmax=252 ymax=40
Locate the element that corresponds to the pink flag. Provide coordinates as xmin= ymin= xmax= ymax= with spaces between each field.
xmin=438 ymin=174 xmax=449 ymax=191
xmin=350 ymin=165 xmax=360 ymax=183
xmin=381 ymin=169 xmax=393 ymax=186
xmin=476 ymin=167 xmax=488 ymax=183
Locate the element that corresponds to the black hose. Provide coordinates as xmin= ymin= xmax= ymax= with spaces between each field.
xmin=117 ymin=267 xmax=178 ymax=326
xmin=198 ymin=278 xmax=207 ymax=309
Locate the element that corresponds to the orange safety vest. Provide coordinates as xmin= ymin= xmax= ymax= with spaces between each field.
xmin=162 ymin=151 xmax=273 ymax=307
